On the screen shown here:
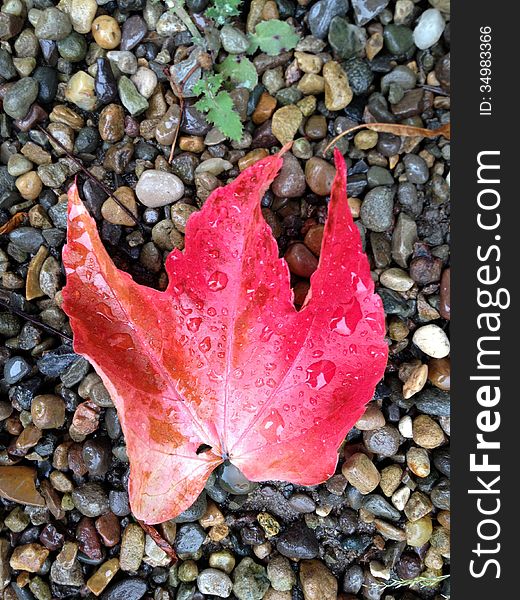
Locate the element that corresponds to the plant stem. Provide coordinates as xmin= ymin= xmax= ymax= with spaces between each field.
xmin=167 ymin=0 xmax=205 ymax=45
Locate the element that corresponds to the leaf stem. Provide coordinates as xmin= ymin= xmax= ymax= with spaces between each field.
xmin=324 ymin=122 xmax=451 ymax=154
xmin=137 ymin=519 xmax=178 ymax=563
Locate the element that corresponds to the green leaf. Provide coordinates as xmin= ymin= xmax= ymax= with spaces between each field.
xmin=217 ymin=55 xmax=258 ymax=91
xmin=205 ymin=0 xmax=243 ymax=27
xmin=194 ymin=75 xmax=243 ymax=141
xmin=249 ymin=19 xmax=300 ymax=56
xmin=193 ymin=73 xmax=223 ymax=97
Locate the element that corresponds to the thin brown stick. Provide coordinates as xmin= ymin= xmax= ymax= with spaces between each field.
xmin=37 ymin=125 xmax=142 ymax=230
xmin=324 ymin=122 xmax=451 ymax=154
xmin=137 ymin=519 xmax=178 ymax=563
xmin=0 ymin=292 xmax=73 ymax=342
xmin=419 ymin=84 xmax=450 ymax=96
xmin=165 ymin=61 xmax=203 ymax=163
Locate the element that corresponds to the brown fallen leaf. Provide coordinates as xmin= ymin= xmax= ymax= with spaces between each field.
xmin=0 ymin=465 xmax=45 ymax=507
xmin=137 ymin=520 xmax=178 ymax=563
xmin=325 ymin=122 xmax=451 ymax=153
xmin=0 ymin=212 xmax=26 ymax=235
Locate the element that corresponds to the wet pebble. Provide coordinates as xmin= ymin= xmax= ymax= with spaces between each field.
xmin=361 ymin=186 xmax=394 ymax=232
xmin=413 ymin=8 xmax=445 ymax=50
xmin=136 ymin=170 xmax=185 ymax=207
xmin=276 ymin=524 xmax=318 ymax=559
xmin=197 ymin=568 xmax=233 ymax=597
xmin=72 ymin=482 xmax=110 ymax=517
xmin=3 ymin=77 xmax=38 ymax=119
xmin=413 ymin=324 xmax=450 ymax=358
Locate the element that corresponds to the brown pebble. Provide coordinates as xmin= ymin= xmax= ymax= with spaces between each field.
xmin=0 ymin=466 xmax=45 ymax=506
xmin=406 ymin=446 xmax=431 ymax=478
xmin=303 ymin=224 xmax=324 ymax=257
xmin=155 ymin=104 xmax=181 ymax=146
xmin=31 ymin=394 xmax=65 ymax=429
xmin=379 ymin=464 xmax=402 ymax=497
xmin=402 ymin=363 xmax=428 ymax=399
xmin=341 ymin=452 xmax=380 ymax=494
xmin=10 ymin=424 xmax=42 ymax=457
xmin=253 ymin=92 xmax=277 ymax=125
xmin=354 ymin=404 xmax=385 ymax=431
xmin=26 ymin=245 xmax=49 ymax=301
xmin=238 ymin=149 xmax=269 ymax=171
xmin=305 ymin=156 xmax=336 ymax=196
xmin=412 ymin=415 xmax=445 ymax=449
xmin=15 ymin=171 xmax=42 ymax=201
xmin=199 ymin=501 xmax=225 ymax=528
xmin=284 ymin=243 xmax=318 ymax=278
xmin=209 ymin=523 xmax=229 ymax=542
xmin=68 ymin=443 xmax=88 ymax=477
xmin=92 ymin=16 xmax=121 ymax=50
xmin=77 ymin=517 xmax=103 ymax=561
xmin=179 ymin=136 xmax=204 ymax=153
xmin=293 ymin=281 xmax=310 ymax=306
xmin=87 ymin=558 xmax=120 ymax=595
xmin=9 ymin=543 xmax=49 ymax=573
xmin=39 ymin=480 xmax=65 ymax=520
xmin=71 ymin=401 xmax=101 ymax=436
xmin=299 ymin=560 xmax=337 ymax=600
xmin=96 ymin=512 xmax=121 ymax=547
xmin=101 ymin=186 xmax=138 ymax=226
xmin=428 ymin=357 xmax=450 ymax=391
xmin=304 ymin=115 xmax=327 ymax=140
xmin=99 ymin=104 xmax=125 ymax=143
xmin=271 ymin=152 xmax=306 ymax=198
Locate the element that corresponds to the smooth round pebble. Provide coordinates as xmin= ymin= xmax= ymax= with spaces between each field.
xmin=413 ymin=324 xmax=450 ymax=358
xmin=136 ymin=170 xmax=185 ymax=208
xmin=413 ymin=8 xmax=445 ymax=50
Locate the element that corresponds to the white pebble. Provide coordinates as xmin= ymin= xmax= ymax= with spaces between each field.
xmin=131 ymin=67 xmax=158 ymax=99
xmin=413 ymin=8 xmax=445 ymax=50
xmin=392 ymin=486 xmax=411 ymax=511
xmin=398 ymin=415 xmax=413 ymax=438
xmin=136 ymin=170 xmax=185 ymax=208
xmin=412 ymin=324 xmax=450 ymax=358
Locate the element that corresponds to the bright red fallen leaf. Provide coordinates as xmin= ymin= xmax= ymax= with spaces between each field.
xmin=62 ymin=149 xmax=387 ymax=524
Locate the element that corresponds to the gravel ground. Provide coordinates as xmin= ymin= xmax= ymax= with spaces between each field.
xmin=0 ymin=0 xmax=450 ymax=599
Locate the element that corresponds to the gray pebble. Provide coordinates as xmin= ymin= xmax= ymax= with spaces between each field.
xmin=72 ymin=482 xmax=110 ymax=517
xmin=361 ymin=186 xmax=395 ymax=232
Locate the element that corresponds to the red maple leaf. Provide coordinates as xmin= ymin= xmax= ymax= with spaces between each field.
xmin=62 ymin=149 xmax=387 ymax=524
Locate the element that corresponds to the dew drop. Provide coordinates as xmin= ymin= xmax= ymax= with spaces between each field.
xmin=96 ymin=303 xmax=115 ymax=323
xmin=260 ymin=325 xmax=273 ymax=342
xmin=305 ymin=360 xmax=336 ymax=390
xmin=199 ymin=337 xmax=211 ymax=353
xmin=207 ymin=307 xmax=217 ymax=317
xmin=187 ymin=317 xmax=202 ymax=332
xmin=208 ymin=248 xmax=220 ymax=259
xmin=108 ymin=332 xmax=134 ymax=351
xmin=329 ymin=299 xmax=363 ymax=336
xmin=208 ymin=271 xmax=228 ymax=291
